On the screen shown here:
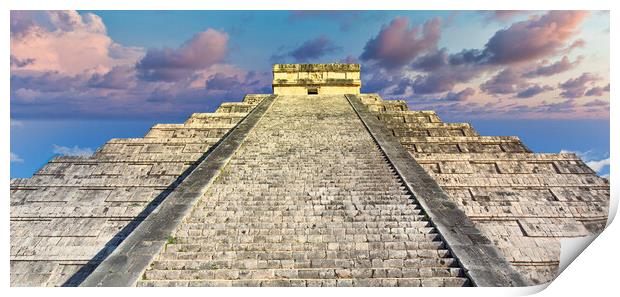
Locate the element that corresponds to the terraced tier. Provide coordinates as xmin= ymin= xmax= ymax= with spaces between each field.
xmin=9 ymin=95 xmax=270 ymax=286
xmin=356 ymin=93 xmax=609 ymax=284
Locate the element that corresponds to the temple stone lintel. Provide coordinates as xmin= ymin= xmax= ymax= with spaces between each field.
xmin=272 ymin=63 xmax=361 ymax=95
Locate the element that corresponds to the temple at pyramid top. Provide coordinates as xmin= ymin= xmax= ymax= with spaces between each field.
xmin=272 ymin=63 xmax=361 ymax=95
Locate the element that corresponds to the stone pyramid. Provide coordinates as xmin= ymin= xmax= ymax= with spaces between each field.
xmin=10 ymin=63 xmax=609 ymax=287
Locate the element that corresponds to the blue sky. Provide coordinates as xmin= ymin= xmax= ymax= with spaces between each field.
xmin=10 ymin=10 xmax=610 ymax=178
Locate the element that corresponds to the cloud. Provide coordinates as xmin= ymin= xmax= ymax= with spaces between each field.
xmin=11 ymin=10 xmax=104 ymax=36
xmin=524 ymin=56 xmax=582 ymax=78
xmin=583 ymin=99 xmax=609 ymax=108
xmin=10 ymin=55 xmax=35 ymax=68
xmin=403 ymin=47 xmax=492 ymax=95
xmin=11 ymin=61 xmax=270 ymax=120
xmin=586 ymin=158 xmax=610 ymax=172
xmin=340 ymin=55 xmax=358 ymax=64
xmin=360 ymin=17 xmax=441 ymax=70
xmin=205 ymin=70 xmax=270 ymax=94
xmin=11 ymin=10 xmax=144 ymax=76
xmin=411 ymin=69 xmax=481 ymax=94
xmin=10 ymin=10 xmax=608 ymax=121
xmin=47 ymin=10 xmax=106 ymax=33
xmin=390 ymin=77 xmax=414 ymax=95
xmin=445 ymin=11 xmax=587 ymax=67
xmin=52 ymin=144 xmax=94 ymax=156
xmin=480 ymin=68 xmax=528 ymax=95
xmin=559 ymin=150 xmax=610 ymax=173
xmin=481 ymin=11 xmax=588 ymax=64
xmin=10 ymin=11 xmax=41 ymax=35
xmin=362 ymin=11 xmax=595 ymax=103
xmin=88 ymin=65 xmax=136 ymax=89
xmin=535 ymin=99 xmax=577 ymax=113
xmin=136 ymin=29 xmax=229 ymax=81
xmin=10 ymin=11 xmax=271 ymax=120
xmin=288 ymin=36 xmax=341 ymax=62
xmin=585 ymin=83 xmax=610 ymax=96
xmin=567 ymin=39 xmax=586 ymax=52
xmin=10 ymin=152 xmax=24 ymax=163
xmin=516 ymin=84 xmax=553 ymax=98
xmin=441 ymin=87 xmax=476 ymax=101
xmin=559 ymin=72 xmax=601 ymax=98
xmin=11 ymin=71 xmax=87 ymax=93
xmin=14 ymin=88 xmax=42 ymax=101
xmin=360 ymin=67 xmax=398 ymax=93
xmin=410 ymin=48 xmax=448 ymax=72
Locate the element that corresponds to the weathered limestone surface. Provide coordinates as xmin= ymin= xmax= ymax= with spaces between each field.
xmin=137 ymin=95 xmax=469 ymax=287
xmin=273 ymin=63 xmax=361 ymax=95
xmin=9 ymin=94 xmax=270 ymax=286
xmin=356 ymin=93 xmax=610 ymax=284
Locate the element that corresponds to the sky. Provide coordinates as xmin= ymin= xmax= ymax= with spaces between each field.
xmin=10 ymin=10 xmax=610 ymax=178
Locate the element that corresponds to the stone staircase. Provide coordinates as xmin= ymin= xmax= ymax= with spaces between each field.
xmin=137 ymin=94 xmax=470 ymax=287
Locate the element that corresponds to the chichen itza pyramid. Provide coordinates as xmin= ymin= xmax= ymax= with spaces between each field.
xmin=10 ymin=63 xmax=610 ymax=287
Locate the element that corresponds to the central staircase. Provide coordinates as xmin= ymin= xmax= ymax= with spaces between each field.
xmin=137 ymin=95 xmax=470 ymax=287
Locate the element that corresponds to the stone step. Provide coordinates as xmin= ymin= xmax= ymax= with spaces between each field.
xmin=203 ymin=187 xmax=410 ymax=193
xmin=224 ymin=170 xmax=398 ymax=175
xmin=178 ymin=221 xmax=432 ymax=230
xmin=187 ymin=208 xmax=424 ymax=215
xmin=200 ymin=187 xmax=411 ymax=193
xmin=183 ymin=215 xmax=431 ymax=224
xmin=195 ymin=203 xmax=421 ymax=210
xmin=154 ymin=249 xmax=454 ymax=262
xmin=164 ymin=241 xmax=447 ymax=253
xmin=198 ymin=194 xmax=415 ymax=200
xmin=182 ymin=211 xmax=425 ymax=220
xmin=172 ymin=233 xmax=442 ymax=244
xmin=142 ymin=266 xmax=464 ymax=281
xmin=174 ymin=227 xmax=438 ymax=236
xmin=137 ymin=277 xmax=470 ymax=287
xmin=177 ymin=221 xmax=431 ymax=229
xmin=196 ymin=199 xmax=419 ymax=206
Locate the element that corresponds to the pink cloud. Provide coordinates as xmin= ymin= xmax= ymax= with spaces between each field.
xmin=10 ymin=55 xmax=35 ymax=68
xmin=566 ymin=39 xmax=586 ymax=53
xmin=480 ymin=68 xmax=528 ymax=95
xmin=585 ymin=84 xmax=610 ymax=96
xmin=441 ymin=87 xmax=476 ymax=102
xmin=524 ymin=56 xmax=583 ymax=77
xmin=88 ymin=65 xmax=137 ymax=90
xmin=10 ymin=11 xmax=268 ymax=120
xmin=583 ymin=99 xmax=609 ymax=108
xmin=360 ymin=17 xmax=441 ymax=70
xmin=339 ymin=55 xmax=358 ymax=64
xmin=289 ymin=36 xmax=341 ymax=62
xmin=482 ymin=11 xmax=588 ymax=64
xmin=362 ymin=10 xmax=605 ymax=114
xmin=10 ymin=11 xmax=143 ymax=76
xmin=559 ymin=72 xmax=601 ymax=98
xmin=137 ymin=29 xmax=229 ymax=81
xmin=411 ymin=67 xmax=482 ymax=94
xmin=516 ymin=84 xmax=554 ymax=98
